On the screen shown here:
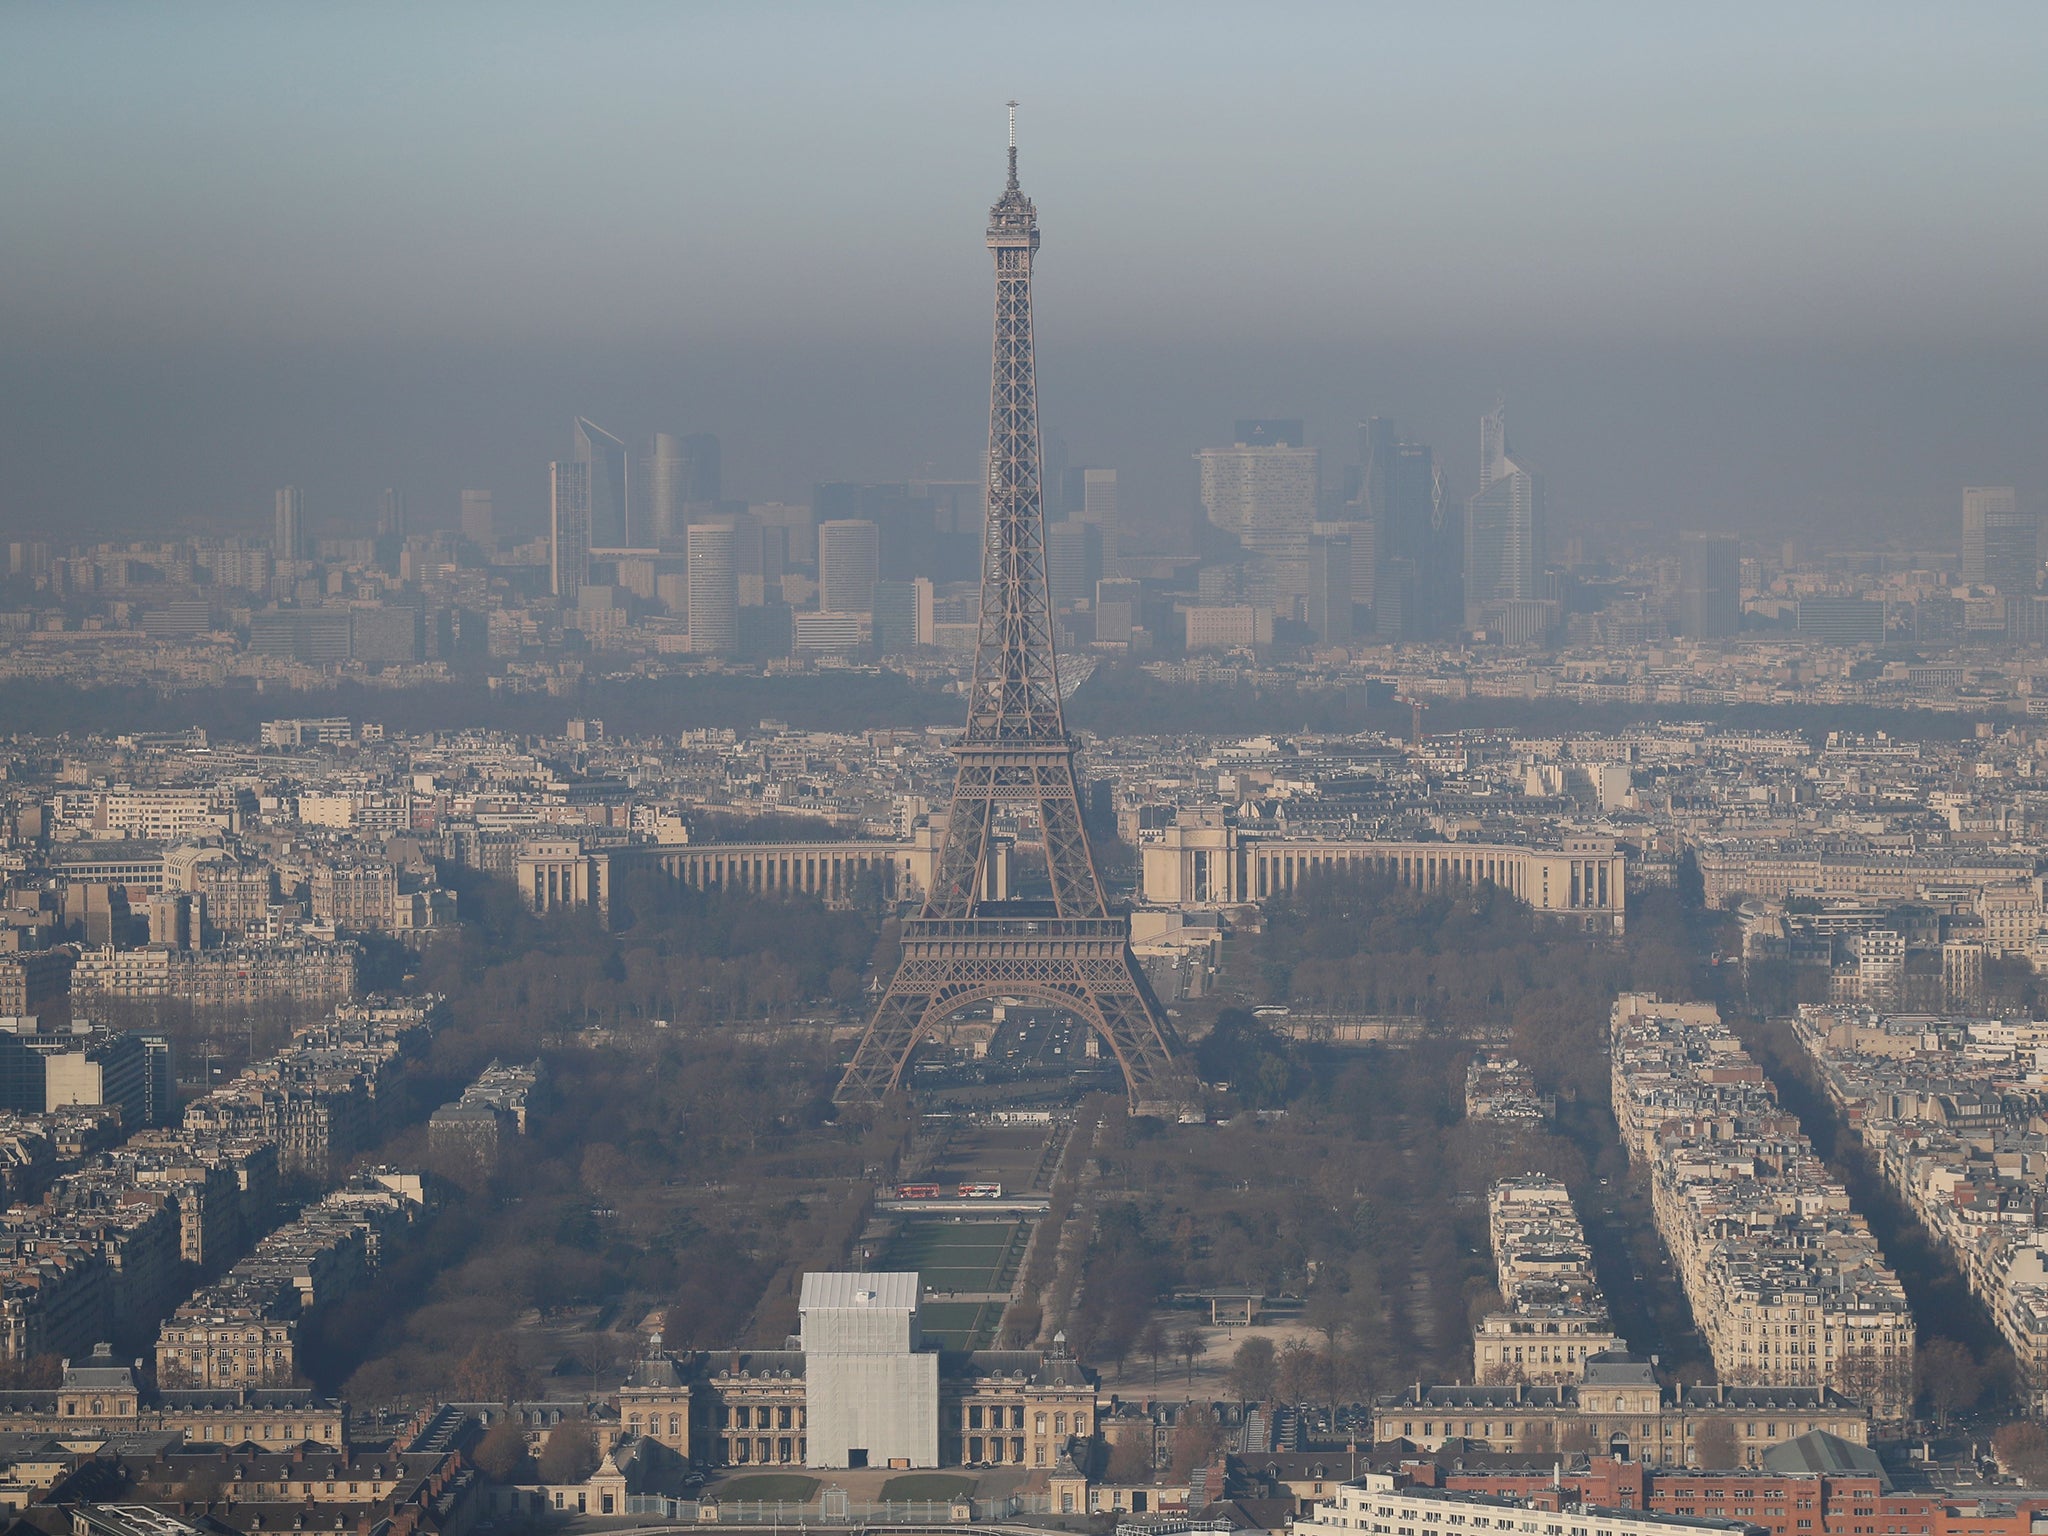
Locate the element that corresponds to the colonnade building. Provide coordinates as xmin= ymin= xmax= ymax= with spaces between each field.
xmin=1139 ymin=811 xmax=1626 ymax=933
xmin=516 ymin=831 xmax=940 ymax=918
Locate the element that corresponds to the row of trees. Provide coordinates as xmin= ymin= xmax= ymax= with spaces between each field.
xmin=1055 ymin=866 xmax=1734 ymax=1389
xmin=336 ymin=869 xmax=907 ymax=1403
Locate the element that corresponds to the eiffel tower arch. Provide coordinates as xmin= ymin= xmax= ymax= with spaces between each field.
xmin=836 ymin=109 xmax=1193 ymax=1116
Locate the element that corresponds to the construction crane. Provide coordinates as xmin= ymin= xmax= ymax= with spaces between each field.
xmin=1397 ymin=693 xmax=1426 ymax=749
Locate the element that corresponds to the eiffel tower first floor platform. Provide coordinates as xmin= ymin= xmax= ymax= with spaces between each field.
xmin=835 ymin=910 xmax=1195 ymax=1116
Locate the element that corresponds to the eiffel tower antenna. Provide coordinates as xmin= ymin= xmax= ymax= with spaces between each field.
xmin=836 ymin=110 xmax=1192 ymax=1115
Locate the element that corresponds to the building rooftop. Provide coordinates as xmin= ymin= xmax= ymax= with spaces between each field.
xmin=799 ymin=1270 xmax=920 ymax=1312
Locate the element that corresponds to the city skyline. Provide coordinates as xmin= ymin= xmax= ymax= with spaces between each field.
xmin=3 ymin=6 xmax=2046 ymax=541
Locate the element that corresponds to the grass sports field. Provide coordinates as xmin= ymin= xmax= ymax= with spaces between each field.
xmin=879 ymin=1218 xmax=1029 ymax=1295
xmin=918 ymin=1298 xmax=1005 ymax=1349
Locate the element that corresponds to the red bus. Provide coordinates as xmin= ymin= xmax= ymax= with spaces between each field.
xmin=894 ymin=1183 xmax=943 ymax=1199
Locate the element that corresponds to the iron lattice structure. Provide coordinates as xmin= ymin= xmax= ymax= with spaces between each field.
xmin=837 ymin=122 xmax=1191 ymax=1115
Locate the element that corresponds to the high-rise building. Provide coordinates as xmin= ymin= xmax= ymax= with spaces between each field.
xmin=460 ymin=489 xmax=495 ymax=549
xmin=1479 ymin=402 xmax=1506 ymax=492
xmin=1057 ymin=467 xmax=1120 ymax=570
xmin=575 ymin=417 xmax=632 ymax=549
xmin=642 ymin=432 xmax=720 ymax=547
xmin=1093 ymin=577 xmax=1139 ymax=647
xmin=375 ymin=488 xmax=407 ymax=540
xmin=1677 ymin=532 xmax=1741 ymax=638
xmin=273 ymin=488 xmax=303 ymax=562
xmin=549 ymin=459 xmax=590 ymax=598
xmin=1464 ymin=405 xmax=1545 ymax=628
xmin=645 ymin=432 xmax=685 ymax=547
xmin=873 ymin=579 xmax=933 ymax=654
xmin=818 ymin=518 xmax=881 ymax=614
xmin=1080 ymin=467 xmax=1118 ymax=524
xmin=685 ymin=523 xmax=738 ymax=656
xmin=1197 ymin=431 xmax=1319 ymax=603
xmin=1307 ymin=530 xmax=1354 ymax=643
xmin=1962 ymin=486 xmax=2036 ymax=592
xmin=680 ymin=433 xmax=721 ymax=504
xmin=1046 ymin=519 xmax=1102 ymax=609
xmin=1360 ymin=417 xmax=1444 ymax=637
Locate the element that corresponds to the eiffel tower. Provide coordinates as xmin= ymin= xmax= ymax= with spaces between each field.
xmin=836 ymin=107 xmax=1192 ymax=1116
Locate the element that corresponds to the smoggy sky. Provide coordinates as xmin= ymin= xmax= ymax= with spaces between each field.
xmin=5 ymin=2 xmax=2047 ymax=544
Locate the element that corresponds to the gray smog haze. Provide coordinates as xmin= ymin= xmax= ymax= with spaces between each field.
xmin=4 ymin=1 xmax=2046 ymax=545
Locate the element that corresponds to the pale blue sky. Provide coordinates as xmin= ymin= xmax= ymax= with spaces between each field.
xmin=3 ymin=2 xmax=2045 ymax=536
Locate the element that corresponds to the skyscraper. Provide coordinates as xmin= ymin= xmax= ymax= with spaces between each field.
xmin=680 ymin=433 xmax=721 ymax=505
xmin=686 ymin=522 xmax=738 ymax=656
xmin=460 ymin=489 xmax=495 ymax=549
xmin=1478 ymin=404 xmax=1506 ymax=492
xmin=1307 ymin=530 xmax=1354 ymax=643
xmin=873 ymin=579 xmax=930 ymax=654
xmin=1046 ymin=519 xmax=1102 ymax=609
xmin=1197 ymin=429 xmax=1318 ymax=604
xmin=1962 ymin=486 xmax=2036 ymax=592
xmin=1678 ymin=532 xmax=1741 ymax=638
xmin=818 ymin=519 xmax=881 ymax=614
xmin=1360 ymin=417 xmax=1442 ymax=637
xmin=644 ymin=433 xmax=685 ymax=547
xmin=549 ymin=459 xmax=590 ymax=598
xmin=641 ymin=432 xmax=724 ymax=549
xmin=273 ymin=487 xmax=303 ymax=562
xmin=575 ymin=417 xmax=631 ymax=549
xmin=1070 ymin=467 xmax=1119 ymax=571
xmin=375 ymin=488 xmax=407 ymax=540
xmin=1464 ymin=404 xmax=1545 ymax=628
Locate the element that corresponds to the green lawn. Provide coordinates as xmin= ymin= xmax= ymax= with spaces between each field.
xmin=713 ymin=1475 xmax=820 ymax=1502
xmin=918 ymin=1298 xmax=1004 ymax=1348
xmin=881 ymin=1473 xmax=978 ymax=1501
xmin=880 ymin=1220 xmax=1028 ymax=1294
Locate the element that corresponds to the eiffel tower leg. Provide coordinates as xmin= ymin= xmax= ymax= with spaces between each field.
xmin=1081 ymin=953 xmax=1196 ymax=1114
xmin=928 ymin=763 xmax=996 ymax=917
xmin=837 ymin=977 xmax=935 ymax=1106
xmin=1034 ymin=757 xmax=1104 ymax=916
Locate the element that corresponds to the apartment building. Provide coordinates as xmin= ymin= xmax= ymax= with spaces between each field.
xmin=1610 ymin=995 xmax=1913 ymax=1417
xmin=1788 ymin=1004 xmax=2048 ymax=1412
xmin=1293 ymin=1470 xmax=1765 ymax=1536
xmin=1474 ymin=1177 xmax=1624 ymax=1384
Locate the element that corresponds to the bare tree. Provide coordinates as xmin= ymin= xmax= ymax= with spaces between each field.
xmin=1229 ymin=1336 xmax=1277 ymax=1405
xmin=1994 ymin=1421 xmax=2048 ymax=1483
xmin=1692 ymin=1419 xmax=1740 ymax=1470
xmin=1140 ymin=1319 xmax=1170 ymax=1385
